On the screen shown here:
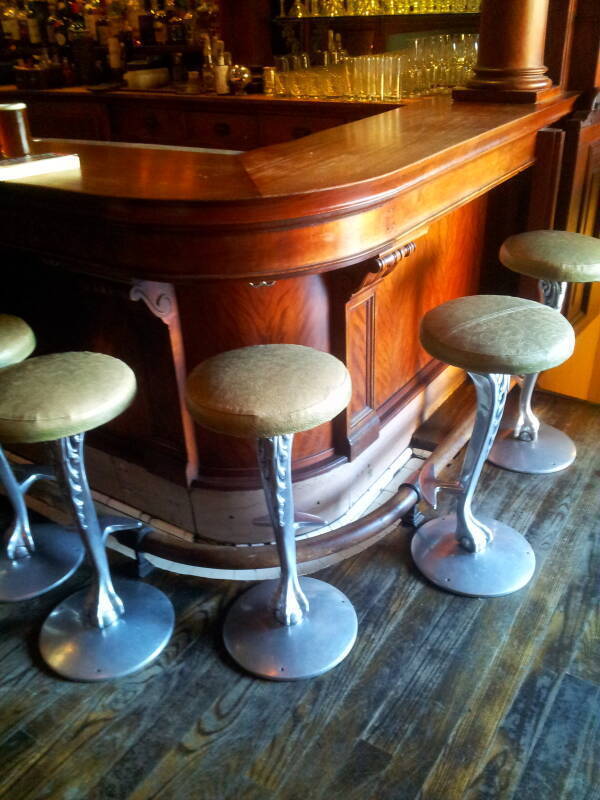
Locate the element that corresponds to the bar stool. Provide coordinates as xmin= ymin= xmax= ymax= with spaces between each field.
xmin=414 ymin=295 xmax=574 ymax=597
xmin=0 ymin=352 xmax=174 ymax=681
xmin=0 ymin=314 xmax=84 ymax=602
xmin=489 ymin=230 xmax=600 ymax=473
xmin=186 ymin=344 xmax=357 ymax=680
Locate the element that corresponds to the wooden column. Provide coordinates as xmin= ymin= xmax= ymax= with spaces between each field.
xmin=454 ymin=0 xmax=558 ymax=104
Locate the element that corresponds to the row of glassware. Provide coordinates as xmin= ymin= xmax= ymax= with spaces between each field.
xmin=284 ymin=0 xmax=480 ymax=16
xmin=275 ymin=33 xmax=478 ymax=100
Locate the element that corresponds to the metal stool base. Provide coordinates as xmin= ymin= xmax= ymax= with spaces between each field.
xmin=411 ymin=514 xmax=536 ymax=598
xmin=488 ymin=421 xmax=576 ymax=474
xmin=39 ymin=579 xmax=174 ymax=681
xmin=0 ymin=524 xmax=84 ymax=602
xmin=223 ymin=577 xmax=358 ymax=681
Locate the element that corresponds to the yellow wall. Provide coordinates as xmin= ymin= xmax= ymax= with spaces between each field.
xmin=539 ymin=283 xmax=600 ymax=404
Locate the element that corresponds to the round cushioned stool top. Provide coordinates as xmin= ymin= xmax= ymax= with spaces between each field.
xmin=420 ymin=295 xmax=574 ymax=375
xmin=500 ymin=230 xmax=600 ymax=283
xmin=0 ymin=352 xmax=137 ymax=444
xmin=0 ymin=314 xmax=35 ymax=368
xmin=186 ymin=344 xmax=352 ymax=438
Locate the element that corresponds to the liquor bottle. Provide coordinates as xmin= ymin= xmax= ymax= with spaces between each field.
xmin=182 ymin=0 xmax=194 ymax=44
xmin=107 ymin=31 xmax=123 ymax=79
xmin=288 ymin=0 xmax=306 ymax=17
xmin=94 ymin=0 xmax=109 ymax=43
xmin=201 ymin=48 xmax=215 ymax=92
xmin=213 ymin=51 xmax=229 ymax=94
xmin=16 ymin=0 xmax=29 ymax=41
xmin=171 ymin=50 xmax=186 ymax=82
xmin=124 ymin=0 xmax=139 ymax=39
xmin=1 ymin=1 xmax=21 ymax=41
xmin=26 ymin=1 xmax=43 ymax=42
xmin=53 ymin=0 xmax=69 ymax=45
xmin=166 ymin=0 xmax=184 ymax=44
xmin=45 ymin=0 xmax=57 ymax=41
xmin=83 ymin=0 xmax=95 ymax=37
xmin=137 ymin=0 xmax=153 ymax=42
xmin=61 ymin=53 xmax=75 ymax=83
xmin=152 ymin=0 xmax=166 ymax=44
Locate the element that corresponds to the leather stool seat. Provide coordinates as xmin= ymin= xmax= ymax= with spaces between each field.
xmin=413 ymin=293 xmax=575 ymax=598
xmin=420 ymin=294 xmax=574 ymax=376
xmin=186 ymin=343 xmax=352 ymax=438
xmin=0 ymin=352 xmax=136 ymax=444
xmin=186 ymin=343 xmax=357 ymax=681
xmin=500 ymin=230 xmax=600 ymax=283
xmin=0 ymin=314 xmax=35 ymax=368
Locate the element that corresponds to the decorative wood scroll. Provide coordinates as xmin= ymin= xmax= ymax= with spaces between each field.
xmin=130 ymin=280 xmax=199 ymax=486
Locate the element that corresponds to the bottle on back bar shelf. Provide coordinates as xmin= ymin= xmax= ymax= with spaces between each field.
xmin=94 ymin=0 xmax=109 ymax=44
xmin=124 ymin=0 xmax=139 ymax=40
xmin=83 ymin=0 xmax=98 ymax=40
xmin=182 ymin=0 xmax=193 ymax=44
xmin=45 ymin=0 xmax=57 ymax=41
xmin=202 ymin=52 xmax=215 ymax=93
xmin=153 ymin=0 xmax=167 ymax=44
xmin=53 ymin=0 xmax=69 ymax=45
xmin=107 ymin=31 xmax=123 ymax=79
xmin=137 ymin=0 xmax=153 ymax=43
xmin=26 ymin=1 xmax=42 ymax=42
xmin=1 ymin=1 xmax=21 ymax=42
xmin=166 ymin=0 xmax=184 ymax=44
xmin=171 ymin=50 xmax=186 ymax=83
xmin=13 ymin=0 xmax=29 ymax=41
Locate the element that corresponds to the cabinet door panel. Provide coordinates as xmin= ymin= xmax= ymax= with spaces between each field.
xmin=110 ymin=106 xmax=187 ymax=145
xmin=185 ymin=111 xmax=259 ymax=150
xmin=259 ymin=113 xmax=344 ymax=146
xmin=27 ymin=101 xmax=109 ymax=141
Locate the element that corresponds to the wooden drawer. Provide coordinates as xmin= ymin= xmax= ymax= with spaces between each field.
xmin=110 ymin=106 xmax=187 ymax=145
xmin=258 ymin=113 xmax=344 ymax=146
xmin=185 ymin=111 xmax=259 ymax=151
xmin=27 ymin=101 xmax=109 ymax=141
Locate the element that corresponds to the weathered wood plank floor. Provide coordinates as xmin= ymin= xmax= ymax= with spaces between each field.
xmin=0 ymin=393 xmax=598 ymax=800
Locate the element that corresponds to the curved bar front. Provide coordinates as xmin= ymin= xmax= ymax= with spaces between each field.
xmin=0 ymin=93 xmax=577 ymax=575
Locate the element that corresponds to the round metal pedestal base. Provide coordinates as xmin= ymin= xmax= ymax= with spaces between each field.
xmin=411 ymin=515 xmax=536 ymax=598
xmin=0 ymin=524 xmax=84 ymax=603
xmin=223 ymin=577 xmax=358 ymax=681
xmin=39 ymin=579 xmax=174 ymax=681
xmin=488 ymin=421 xmax=576 ymax=474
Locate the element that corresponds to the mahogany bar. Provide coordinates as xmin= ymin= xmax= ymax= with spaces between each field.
xmin=0 ymin=0 xmax=598 ymax=579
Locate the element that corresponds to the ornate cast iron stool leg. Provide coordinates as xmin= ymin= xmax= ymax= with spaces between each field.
xmin=412 ymin=372 xmax=536 ymax=598
xmin=0 ymin=445 xmax=83 ymax=602
xmin=39 ymin=433 xmax=174 ymax=681
xmin=223 ymin=434 xmax=358 ymax=680
xmin=488 ymin=280 xmax=576 ymax=474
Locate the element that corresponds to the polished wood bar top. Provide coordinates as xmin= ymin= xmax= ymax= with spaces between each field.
xmin=1 ymin=95 xmax=573 ymax=203
xmin=0 ymin=93 xmax=578 ymax=281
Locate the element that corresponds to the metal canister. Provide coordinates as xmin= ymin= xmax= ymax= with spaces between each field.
xmin=0 ymin=103 xmax=32 ymax=159
xmin=263 ymin=66 xmax=277 ymax=96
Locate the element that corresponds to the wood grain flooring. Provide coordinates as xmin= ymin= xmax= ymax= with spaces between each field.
xmin=0 ymin=392 xmax=598 ymax=800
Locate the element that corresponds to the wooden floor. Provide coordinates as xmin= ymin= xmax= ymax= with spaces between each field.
xmin=0 ymin=392 xmax=599 ymax=800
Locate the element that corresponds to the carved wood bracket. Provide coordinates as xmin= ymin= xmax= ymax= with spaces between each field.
xmin=130 ymin=280 xmax=199 ymax=487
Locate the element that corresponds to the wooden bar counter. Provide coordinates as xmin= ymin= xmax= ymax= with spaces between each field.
xmin=0 ymin=91 xmax=579 ymax=577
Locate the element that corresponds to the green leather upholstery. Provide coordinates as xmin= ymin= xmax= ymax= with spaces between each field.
xmin=186 ymin=344 xmax=352 ymax=438
xmin=500 ymin=230 xmax=600 ymax=283
xmin=0 ymin=314 xmax=35 ymax=368
xmin=0 ymin=352 xmax=136 ymax=444
xmin=420 ymin=295 xmax=575 ymax=375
